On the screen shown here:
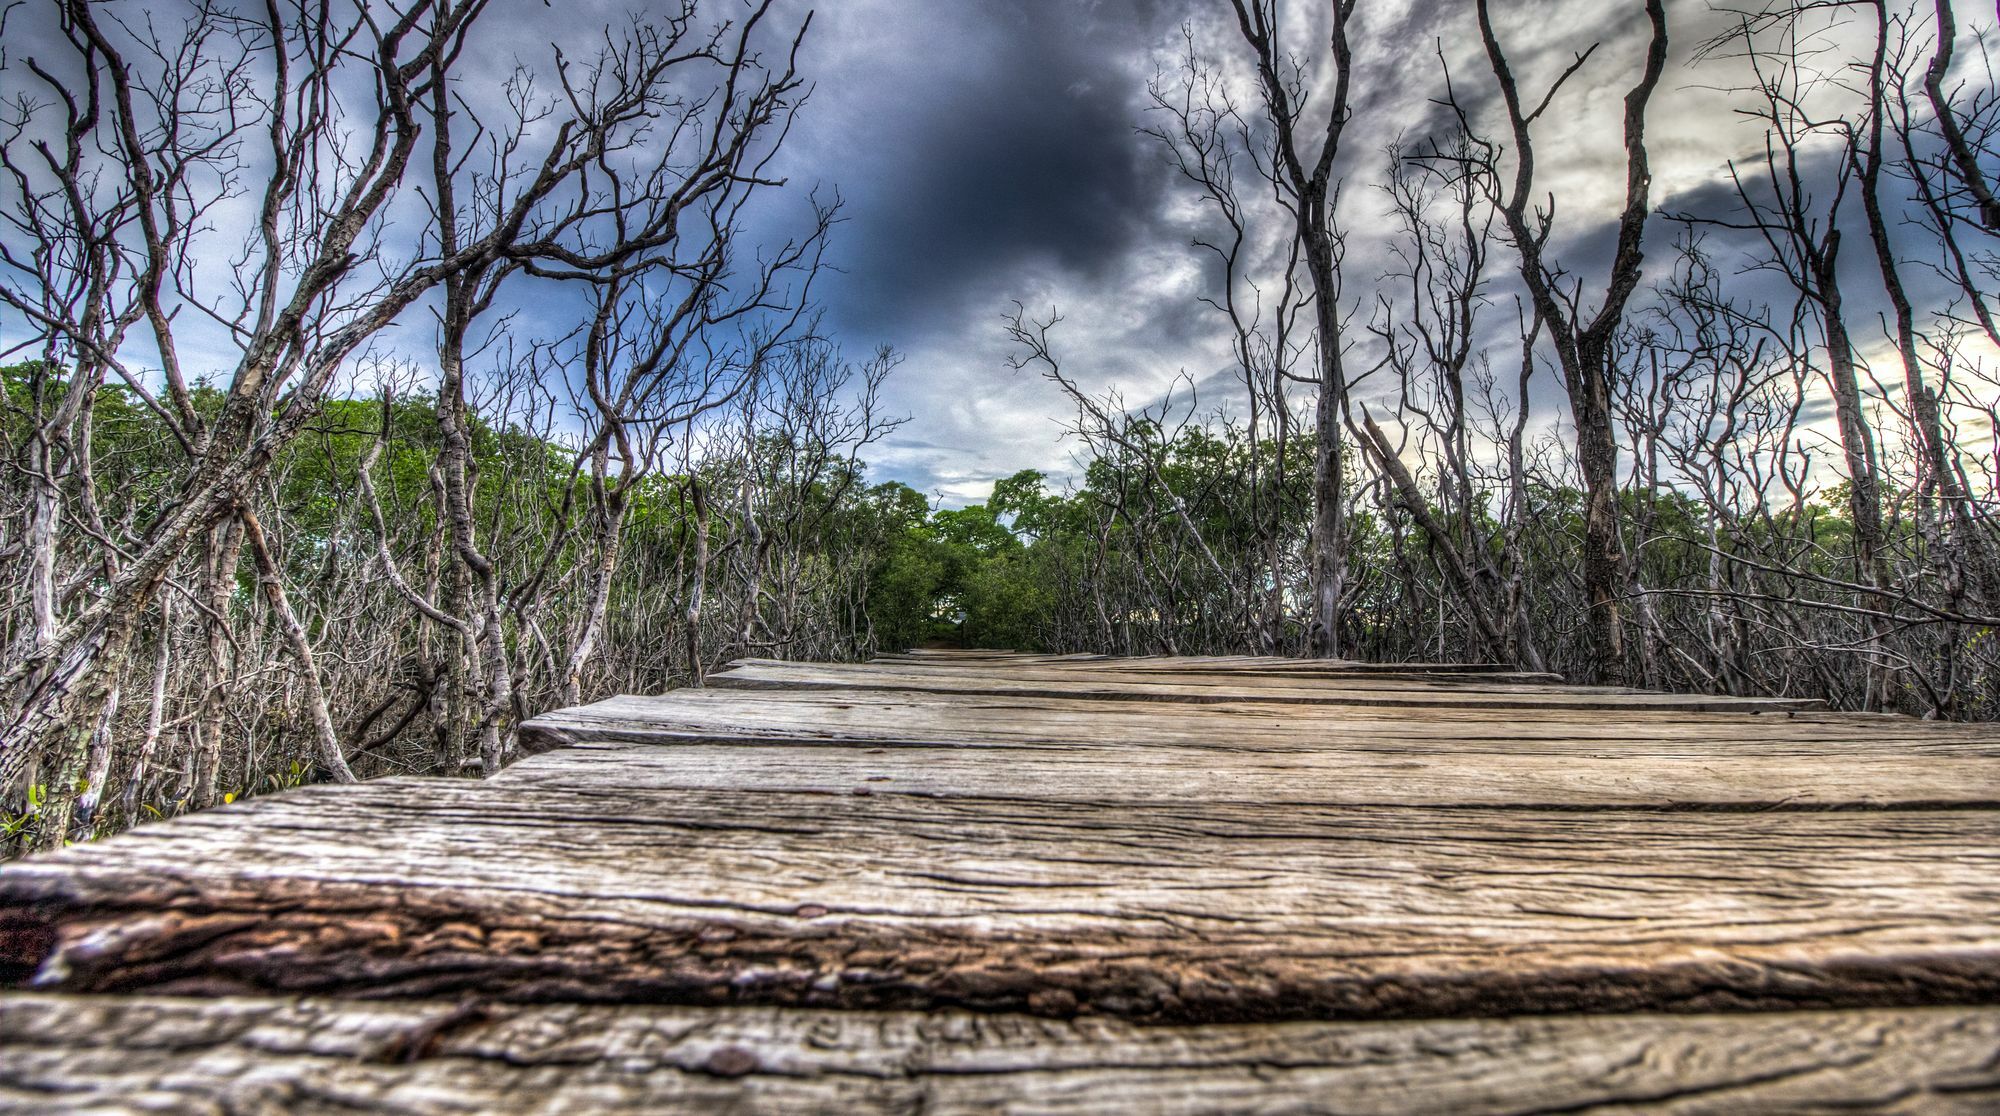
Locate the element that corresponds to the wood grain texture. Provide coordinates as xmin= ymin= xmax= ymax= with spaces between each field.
xmin=523 ymin=688 xmax=1994 ymax=754
xmin=5 ymin=651 xmax=1998 ymax=1112
xmin=876 ymin=651 xmax=1545 ymax=675
xmin=6 ymin=993 xmax=2000 ymax=1114
xmin=492 ymin=737 xmax=2000 ymax=810
xmin=706 ymin=659 xmax=1828 ymax=712
xmin=873 ymin=652 xmax=1569 ymax=682
xmin=515 ymin=678 xmax=2000 ymax=810
xmin=6 ymin=780 xmax=2000 ymax=1020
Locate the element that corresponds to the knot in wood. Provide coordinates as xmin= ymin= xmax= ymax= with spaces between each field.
xmin=702 ymin=1046 xmax=761 ymax=1078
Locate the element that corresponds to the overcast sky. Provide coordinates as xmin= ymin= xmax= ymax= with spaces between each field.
xmin=6 ymin=0 xmax=1976 ymax=504
xmin=760 ymin=0 xmax=1903 ymax=504
xmin=780 ymin=0 xmax=1206 ymax=503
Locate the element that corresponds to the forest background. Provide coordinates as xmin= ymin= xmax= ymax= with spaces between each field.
xmin=1 ymin=0 xmax=1997 ymax=853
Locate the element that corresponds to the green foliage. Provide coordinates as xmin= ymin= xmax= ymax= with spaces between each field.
xmin=0 ymin=784 xmax=47 ymax=851
xmin=864 ymin=483 xmax=952 ymax=650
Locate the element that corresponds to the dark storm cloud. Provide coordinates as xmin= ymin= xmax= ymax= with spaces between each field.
xmin=798 ymin=0 xmax=1192 ymax=345
xmin=1651 ymin=116 xmax=1969 ymax=324
xmin=1658 ymin=176 xmax=1745 ymax=222
xmin=12 ymin=0 xmax=1957 ymax=509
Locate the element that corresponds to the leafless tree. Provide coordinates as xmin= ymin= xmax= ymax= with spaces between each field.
xmin=1145 ymin=25 xmax=1313 ymax=653
xmin=0 ymin=0 xmax=851 ymax=846
xmin=1359 ymin=137 xmax=1544 ymax=670
xmin=0 ymin=0 xmax=508 ymax=838
xmin=1447 ymin=0 xmax=1671 ymax=683
xmin=1216 ymin=0 xmax=1359 ymax=658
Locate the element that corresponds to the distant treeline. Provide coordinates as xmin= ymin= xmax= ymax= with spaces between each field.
xmin=896 ymin=410 xmax=1999 ymax=728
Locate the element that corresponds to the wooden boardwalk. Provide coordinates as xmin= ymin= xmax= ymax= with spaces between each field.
xmin=4 ymin=650 xmax=2000 ymax=1112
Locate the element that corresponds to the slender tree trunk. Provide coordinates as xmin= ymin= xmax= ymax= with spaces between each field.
xmin=1572 ymin=333 xmax=1628 ymax=679
xmin=241 ymin=508 xmax=357 ymax=784
xmin=31 ymin=629 xmax=130 ymax=851
xmin=684 ymin=479 xmax=711 ymax=684
xmin=564 ymin=468 xmax=629 ymax=707
xmin=120 ymin=595 xmax=176 ymax=820
xmin=1474 ymin=0 xmax=1666 ymax=683
xmin=189 ymin=520 xmax=243 ymax=809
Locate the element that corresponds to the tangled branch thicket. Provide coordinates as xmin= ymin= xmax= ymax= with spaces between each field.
xmin=981 ymin=0 xmax=2000 ymax=714
xmin=2 ymin=0 xmax=1997 ymax=854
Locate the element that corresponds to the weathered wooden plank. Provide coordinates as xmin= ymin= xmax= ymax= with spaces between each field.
xmin=874 ymin=651 xmax=1546 ymax=676
xmin=5 ymin=993 xmax=1999 ymax=1114
xmin=487 ymin=738 xmax=2000 ymax=809
xmin=784 ymin=657 xmax=1575 ymax=688
xmin=7 ymin=650 xmax=1994 ymax=1112
xmin=709 ymin=660 xmax=1826 ymax=713
xmin=522 ymin=688 xmax=1997 ymax=758
xmin=6 ymin=782 xmax=1999 ymax=1020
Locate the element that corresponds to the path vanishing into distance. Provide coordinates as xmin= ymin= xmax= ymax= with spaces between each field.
xmin=4 ymin=650 xmax=2000 ymax=1111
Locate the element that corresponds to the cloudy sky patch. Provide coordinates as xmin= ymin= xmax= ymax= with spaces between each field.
xmin=6 ymin=0 xmax=1986 ymax=504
